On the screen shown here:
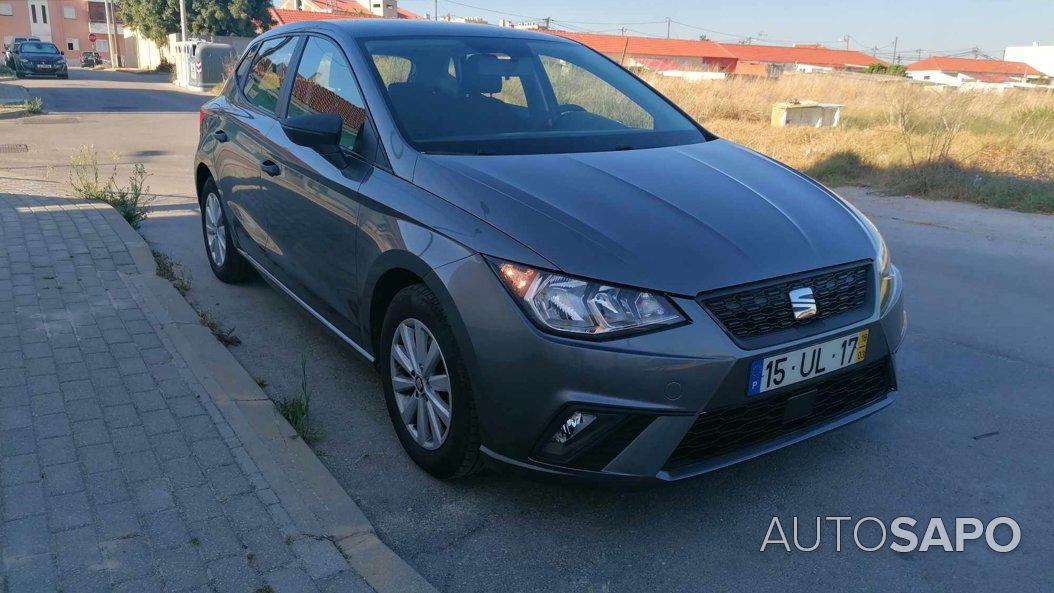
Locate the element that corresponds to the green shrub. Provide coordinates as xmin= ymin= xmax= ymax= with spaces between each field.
xmin=69 ymin=145 xmax=154 ymax=228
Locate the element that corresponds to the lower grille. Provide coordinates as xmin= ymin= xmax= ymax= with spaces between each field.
xmin=665 ymin=358 xmax=892 ymax=470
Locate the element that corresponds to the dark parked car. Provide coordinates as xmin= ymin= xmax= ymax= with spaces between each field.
xmin=11 ymin=41 xmax=68 ymax=79
xmin=194 ymin=21 xmax=906 ymax=482
xmin=4 ymin=35 xmax=40 ymax=68
xmin=79 ymin=51 xmax=103 ymax=67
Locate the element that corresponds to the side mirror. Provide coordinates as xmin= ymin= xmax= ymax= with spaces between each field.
xmin=281 ymin=113 xmax=348 ymax=168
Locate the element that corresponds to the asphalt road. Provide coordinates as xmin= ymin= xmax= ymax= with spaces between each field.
xmin=2 ymin=70 xmax=1051 ymax=592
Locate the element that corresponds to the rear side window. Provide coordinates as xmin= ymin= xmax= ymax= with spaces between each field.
xmin=242 ymin=36 xmax=298 ymax=115
xmin=286 ymin=36 xmax=369 ymax=152
xmin=232 ymin=43 xmax=258 ymax=88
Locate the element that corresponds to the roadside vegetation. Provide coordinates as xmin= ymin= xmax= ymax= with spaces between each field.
xmin=276 ymin=357 xmax=324 ymax=443
xmin=23 ymin=97 xmax=43 ymax=114
xmin=152 ymin=250 xmax=191 ymax=295
xmin=197 ymin=309 xmax=241 ymax=346
xmin=68 ymin=145 xmax=155 ymax=227
xmin=0 ymin=64 xmax=12 ymax=77
xmin=642 ymin=73 xmax=1054 ymax=213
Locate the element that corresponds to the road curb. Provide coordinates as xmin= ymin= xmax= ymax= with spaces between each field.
xmin=89 ymin=201 xmax=439 ymax=593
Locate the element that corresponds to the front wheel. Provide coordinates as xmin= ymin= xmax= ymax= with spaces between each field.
xmin=379 ymin=284 xmax=483 ymax=479
xmin=200 ymin=179 xmax=251 ymax=283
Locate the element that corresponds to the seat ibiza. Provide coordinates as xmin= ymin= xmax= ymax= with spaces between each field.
xmin=194 ymin=20 xmax=906 ymax=482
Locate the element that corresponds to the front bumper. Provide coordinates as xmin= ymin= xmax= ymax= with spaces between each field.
xmin=433 ymin=255 xmax=907 ymax=483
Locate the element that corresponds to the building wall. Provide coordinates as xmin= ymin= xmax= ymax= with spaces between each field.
xmin=1 ymin=0 xmax=119 ymax=62
xmin=906 ymin=70 xmax=963 ymax=86
xmin=1005 ymin=44 xmax=1054 ymax=77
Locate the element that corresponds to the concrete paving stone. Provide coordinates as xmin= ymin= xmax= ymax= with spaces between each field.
xmin=0 ymin=404 xmax=32 ymax=430
xmin=318 ymin=569 xmax=374 ymax=593
xmin=1 ymin=453 xmax=41 ymax=487
xmin=109 ymin=342 xmax=140 ymax=359
xmin=207 ymin=554 xmax=263 ymax=593
xmin=30 ymin=392 xmax=64 ymax=417
xmin=0 ymin=350 xmax=24 ymax=370
xmin=42 ymin=462 xmax=83 ymax=496
xmin=133 ymin=478 xmax=175 ymax=514
xmin=163 ymin=457 xmax=206 ymax=490
xmin=38 ymin=436 xmax=77 ymax=467
xmin=191 ymin=439 xmax=234 ymax=470
xmin=102 ymin=328 xmax=133 ymax=345
xmin=65 ymin=398 xmax=103 ymax=423
xmin=71 ymin=419 xmax=110 ymax=447
xmin=26 ymin=375 xmax=61 ymax=396
xmin=2 ymin=514 xmax=51 ymax=559
xmin=0 ymin=386 xmax=31 ymax=409
xmin=96 ymin=384 xmax=132 ymax=407
xmin=132 ymin=332 xmax=163 ymax=350
xmin=59 ymin=566 xmax=110 ymax=593
xmin=89 ymin=368 xmax=124 ymax=390
xmin=51 ymin=347 xmax=84 ymax=365
xmin=178 ymin=414 xmax=220 ymax=442
xmin=124 ymin=373 xmax=157 ymax=394
xmin=206 ymin=465 xmax=251 ymax=499
xmin=25 ymin=357 xmax=57 ymax=377
xmin=157 ymin=543 xmax=208 ymax=593
xmin=51 ymin=337 xmax=82 ymax=353
xmin=78 ymin=338 xmax=110 ymax=355
xmin=0 ymin=337 xmax=20 ymax=353
xmin=241 ymin=524 xmax=295 ymax=573
xmin=86 ymin=469 xmax=129 ymax=505
xmin=112 ymin=425 xmax=151 ymax=454
xmin=60 ymin=379 xmax=95 ymax=402
xmin=96 ymin=316 xmax=125 ymax=332
xmin=168 ymin=397 xmax=206 ymax=420
xmin=116 ymin=356 xmax=149 ymax=377
xmin=84 ymin=351 xmax=116 ymax=370
xmin=35 ymin=413 xmax=72 ymax=440
xmin=291 ymin=537 xmax=349 ymax=580
xmin=255 ymin=488 xmax=279 ymax=507
xmin=157 ymin=379 xmax=193 ymax=400
xmin=94 ymin=500 xmax=142 ymax=541
xmin=2 ymin=553 xmax=57 ymax=593
xmin=265 ymin=566 xmax=321 ymax=593
xmin=174 ymin=485 xmax=223 ymax=524
xmin=0 ymin=368 xmax=27 ymax=388
xmin=118 ymin=450 xmax=163 ymax=483
xmin=113 ymin=575 xmax=165 ymax=593
xmin=103 ymin=404 xmax=140 ymax=429
xmin=78 ymin=443 xmax=119 ymax=474
xmin=144 ymin=508 xmax=191 ymax=551
xmin=189 ymin=517 xmax=245 ymax=562
xmin=149 ymin=363 xmax=182 ymax=383
xmin=140 ymin=347 xmax=172 ymax=365
xmin=141 ymin=409 xmax=179 ymax=436
xmin=51 ymin=524 xmax=102 ymax=572
xmin=124 ymin=320 xmax=154 ymax=335
xmin=2 ymin=427 xmax=36 ymax=457
xmin=150 ymin=432 xmax=192 ymax=463
xmin=46 ymin=490 xmax=92 ymax=532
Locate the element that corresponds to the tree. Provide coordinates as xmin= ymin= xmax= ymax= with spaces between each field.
xmin=119 ymin=0 xmax=274 ymax=47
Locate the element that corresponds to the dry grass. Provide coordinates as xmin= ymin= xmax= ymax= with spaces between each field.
xmin=644 ymin=72 xmax=1054 ymax=213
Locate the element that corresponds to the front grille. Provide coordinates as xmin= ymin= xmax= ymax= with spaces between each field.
xmin=702 ymin=264 xmax=871 ymax=341
xmin=664 ymin=358 xmax=892 ymax=470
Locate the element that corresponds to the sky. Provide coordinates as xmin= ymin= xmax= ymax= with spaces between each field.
xmin=399 ymin=0 xmax=1054 ymax=62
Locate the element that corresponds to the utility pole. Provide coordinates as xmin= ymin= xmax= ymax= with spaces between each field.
xmin=843 ymin=35 xmax=850 ymax=51
xmin=543 ymin=16 xmax=551 ymax=30
xmin=665 ymin=17 xmax=671 ymax=39
xmin=892 ymin=36 xmax=898 ymax=65
xmin=433 ymin=0 xmax=437 ymax=20
xmin=972 ymin=46 xmax=979 ymax=59
xmin=916 ymin=49 xmax=922 ymax=62
xmin=102 ymin=0 xmax=119 ymax=68
xmin=179 ymin=0 xmax=188 ymax=41
xmin=619 ymin=27 xmax=627 ymax=36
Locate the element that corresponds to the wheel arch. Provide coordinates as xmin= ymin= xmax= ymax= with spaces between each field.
xmin=195 ymin=162 xmax=214 ymax=205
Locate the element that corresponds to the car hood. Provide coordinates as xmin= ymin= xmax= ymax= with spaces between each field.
xmin=413 ymin=139 xmax=877 ymax=296
xmin=22 ymin=54 xmax=63 ymax=62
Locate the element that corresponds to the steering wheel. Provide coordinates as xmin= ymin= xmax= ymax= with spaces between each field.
xmin=541 ymin=103 xmax=587 ymax=129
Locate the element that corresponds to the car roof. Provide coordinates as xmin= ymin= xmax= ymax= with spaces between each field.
xmin=262 ymin=19 xmax=573 ymax=44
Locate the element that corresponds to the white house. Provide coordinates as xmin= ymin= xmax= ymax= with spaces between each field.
xmin=905 ymin=56 xmax=1044 ymax=87
xmin=1004 ymin=42 xmax=1054 ymax=77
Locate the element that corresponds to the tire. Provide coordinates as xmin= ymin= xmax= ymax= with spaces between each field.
xmin=14 ymin=71 xmax=24 ymax=79
xmin=58 ymin=74 xmax=68 ymax=79
xmin=200 ymin=179 xmax=251 ymax=283
xmin=379 ymin=284 xmax=483 ymax=479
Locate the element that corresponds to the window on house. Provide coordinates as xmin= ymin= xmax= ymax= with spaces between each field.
xmin=63 ymin=5 xmax=75 ymax=19
xmin=0 ymin=3 xmax=13 ymax=16
xmin=95 ymin=39 xmax=109 ymax=53
xmin=66 ymin=38 xmax=79 ymax=51
xmin=41 ymin=5 xmax=47 ymax=23
xmin=31 ymin=5 xmax=37 ymax=23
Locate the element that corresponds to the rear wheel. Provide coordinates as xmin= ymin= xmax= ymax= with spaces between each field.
xmin=200 ymin=179 xmax=251 ymax=283
xmin=380 ymin=284 xmax=483 ymax=479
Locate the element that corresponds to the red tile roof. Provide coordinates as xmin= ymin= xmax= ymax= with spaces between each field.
xmin=906 ymin=56 xmax=1043 ymax=76
xmin=546 ymin=31 xmax=736 ymax=60
xmin=269 ymin=8 xmax=374 ymax=24
xmin=719 ymin=43 xmax=886 ymax=68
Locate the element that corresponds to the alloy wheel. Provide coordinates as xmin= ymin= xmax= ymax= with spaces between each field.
xmin=204 ymin=193 xmax=227 ymax=267
xmin=390 ymin=318 xmax=452 ymax=450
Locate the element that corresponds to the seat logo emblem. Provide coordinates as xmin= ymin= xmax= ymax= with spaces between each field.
xmin=789 ymin=287 xmax=817 ymax=320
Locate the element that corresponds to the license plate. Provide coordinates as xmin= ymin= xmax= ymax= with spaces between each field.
xmin=37 ymin=64 xmax=52 ymax=69
xmin=748 ymin=329 xmax=869 ymax=395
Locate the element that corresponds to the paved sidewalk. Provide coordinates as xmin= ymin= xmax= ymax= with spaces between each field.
xmin=0 ymin=82 xmax=28 ymax=105
xmin=0 ymin=191 xmax=375 ymax=592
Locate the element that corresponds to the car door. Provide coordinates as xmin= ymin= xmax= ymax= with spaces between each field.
xmin=262 ymin=34 xmax=380 ymax=336
xmin=212 ymin=35 xmax=301 ymax=271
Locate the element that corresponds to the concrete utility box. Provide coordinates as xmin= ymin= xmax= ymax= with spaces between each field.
xmin=174 ymin=41 xmax=236 ymax=90
xmin=771 ymin=101 xmax=843 ymax=127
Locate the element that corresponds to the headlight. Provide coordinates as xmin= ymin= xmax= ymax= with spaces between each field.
xmin=20 ymin=59 xmax=30 ymax=65
xmin=492 ymin=260 xmax=686 ymax=337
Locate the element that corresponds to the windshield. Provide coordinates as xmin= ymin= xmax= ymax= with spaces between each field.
xmin=360 ymin=35 xmax=706 ymax=155
xmin=20 ymin=43 xmax=60 ymax=55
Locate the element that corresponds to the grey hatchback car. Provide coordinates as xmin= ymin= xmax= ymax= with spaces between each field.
xmin=194 ymin=20 xmax=906 ymax=483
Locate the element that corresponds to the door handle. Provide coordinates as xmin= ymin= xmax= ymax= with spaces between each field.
xmin=213 ymin=130 xmax=228 ymax=143
xmin=260 ymin=160 xmax=281 ymax=177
